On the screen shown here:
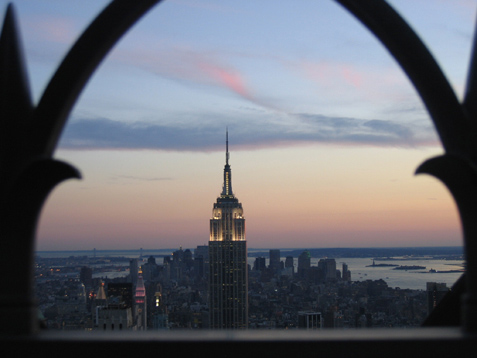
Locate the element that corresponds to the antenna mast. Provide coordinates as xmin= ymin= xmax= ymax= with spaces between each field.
xmin=226 ymin=128 xmax=229 ymax=165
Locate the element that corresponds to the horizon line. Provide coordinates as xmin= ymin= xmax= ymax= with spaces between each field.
xmin=35 ymin=245 xmax=464 ymax=253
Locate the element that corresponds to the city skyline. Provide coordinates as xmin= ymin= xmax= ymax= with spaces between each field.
xmin=8 ymin=1 xmax=472 ymax=250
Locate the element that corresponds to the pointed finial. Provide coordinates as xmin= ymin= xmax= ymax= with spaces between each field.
xmin=226 ymin=128 xmax=229 ymax=165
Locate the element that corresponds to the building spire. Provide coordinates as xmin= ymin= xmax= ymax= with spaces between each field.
xmin=226 ymin=128 xmax=229 ymax=165
xmin=221 ymin=129 xmax=233 ymax=198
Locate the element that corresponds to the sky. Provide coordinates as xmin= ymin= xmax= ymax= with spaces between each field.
xmin=3 ymin=0 xmax=475 ymax=251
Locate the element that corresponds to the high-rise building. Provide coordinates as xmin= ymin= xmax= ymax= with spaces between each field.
xmin=209 ymin=131 xmax=248 ymax=329
xmin=342 ymin=262 xmax=351 ymax=281
xmin=129 ymin=259 xmax=138 ymax=286
xmin=134 ymin=269 xmax=147 ymax=330
xmin=194 ymin=245 xmax=209 ymax=279
xmin=254 ymin=257 xmax=266 ymax=271
xmin=297 ymin=250 xmax=311 ymax=278
xmin=94 ymin=283 xmax=133 ymax=331
xmin=285 ymin=256 xmax=294 ymax=274
xmin=427 ymin=282 xmax=449 ymax=315
xmin=318 ymin=258 xmax=337 ymax=282
xmin=195 ymin=245 xmax=209 ymax=263
xmin=269 ymin=249 xmax=282 ymax=272
xmin=151 ymin=283 xmax=168 ymax=330
xmin=80 ymin=266 xmax=93 ymax=288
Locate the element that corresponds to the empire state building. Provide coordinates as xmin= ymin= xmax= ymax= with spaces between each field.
xmin=209 ymin=132 xmax=248 ymax=329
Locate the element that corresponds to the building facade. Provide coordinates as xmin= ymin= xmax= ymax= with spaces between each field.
xmin=134 ymin=270 xmax=147 ymax=330
xmin=318 ymin=258 xmax=337 ymax=282
xmin=297 ymin=250 xmax=311 ymax=278
xmin=427 ymin=282 xmax=449 ymax=315
xmin=298 ymin=311 xmax=323 ymax=329
xmin=269 ymin=249 xmax=282 ymax=272
xmin=209 ymin=132 xmax=248 ymax=329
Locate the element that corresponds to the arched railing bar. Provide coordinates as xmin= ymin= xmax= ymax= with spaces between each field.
xmin=0 ymin=0 xmax=162 ymax=335
xmin=337 ymin=0 xmax=477 ymax=333
xmin=336 ymin=0 xmax=473 ymax=156
xmin=33 ymin=0 xmax=163 ymax=157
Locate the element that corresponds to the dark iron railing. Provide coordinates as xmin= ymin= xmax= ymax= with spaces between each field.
xmin=338 ymin=0 xmax=477 ymax=332
xmin=0 ymin=0 xmax=163 ymax=335
xmin=1 ymin=0 xmax=477 ymax=337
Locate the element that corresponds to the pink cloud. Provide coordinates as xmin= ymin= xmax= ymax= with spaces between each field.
xmin=198 ymin=61 xmax=253 ymax=100
xmin=297 ymin=59 xmax=409 ymax=103
xmin=301 ymin=61 xmax=363 ymax=88
xmin=114 ymin=43 xmax=274 ymax=108
xmin=342 ymin=66 xmax=363 ymax=88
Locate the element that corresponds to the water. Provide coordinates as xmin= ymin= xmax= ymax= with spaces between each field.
xmin=247 ymin=255 xmax=463 ymax=290
xmin=331 ymin=257 xmax=463 ymax=290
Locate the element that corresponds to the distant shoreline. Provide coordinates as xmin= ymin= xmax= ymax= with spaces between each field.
xmin=35 ymin=246 xmax=464 ymax=259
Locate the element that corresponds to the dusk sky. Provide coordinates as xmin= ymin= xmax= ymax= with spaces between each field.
xmin=5 ymin=0 xmax=474 ymax=251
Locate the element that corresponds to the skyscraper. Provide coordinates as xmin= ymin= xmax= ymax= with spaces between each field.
xmin=285 ymin=256 xmax=294 ymax=274
xmin=427 ymin=282 xmax=449 ymax=315
xmin=297 ymin=250 xmax=311 ymax=278
xmin=269 ymin=249 xmax=282 ymax=272
xmin=342 ymin=262 xmax=351 ymax=281
xmin=134 ymin=269 xmax=147 ymax=330
xmin=318 ymin=258 xmax=337 ymax=282
xmin=209 ymin=131 xmax=248 ymax=329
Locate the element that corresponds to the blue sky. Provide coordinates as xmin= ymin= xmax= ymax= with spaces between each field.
xmin=3 ymin=0 xmax=474 ymax=250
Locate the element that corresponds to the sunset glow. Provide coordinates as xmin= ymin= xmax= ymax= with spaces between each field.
xmin=5 ymin=0 xmax=470 ymax=251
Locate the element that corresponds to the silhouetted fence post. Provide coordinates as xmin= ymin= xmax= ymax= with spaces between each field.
xmin=0 ymin=0 xmax=161 ymax=335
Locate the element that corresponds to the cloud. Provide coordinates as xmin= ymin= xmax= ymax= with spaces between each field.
xmin=363 ymin=119 xmax=413 ymax=141
xmin=296 ymin=114 xmax=424 ymax=146
xmin=295 ymin=60 xmax=410 ymax=104
xmin=109 ymin=42 xmax=288 ymax=113
xmin=59 ymin=112 xmax=438 ymax=151
xmin=115 ymin=44 xmax=264 ymax=104
xmin=59 ymin=117 xmax=216 ymax=151
xmin=198 ymin=61 xmax=252 ymax=101
xmin=300 ymin=61 xmax=363 ymax=89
